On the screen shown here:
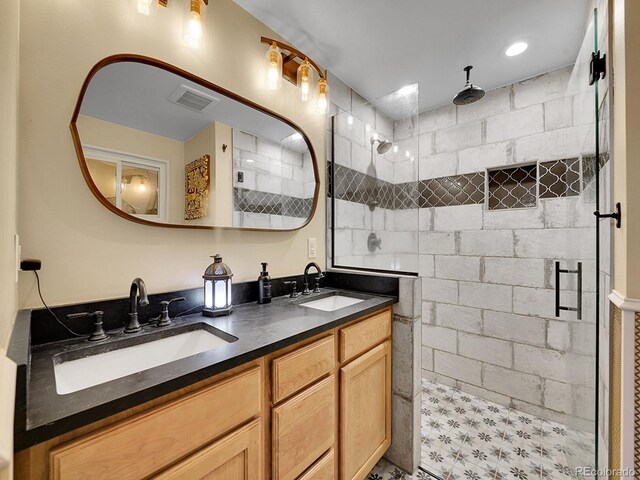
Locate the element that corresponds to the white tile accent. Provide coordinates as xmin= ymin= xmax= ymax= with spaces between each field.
xmin=434 ymin=351 xmax=482 ymax=386
xmin=458 ymin=332 xmax=513 ymax=368
xmin=458 ymin=230 xmax=513 ymax=257
xmin=484 ymin=257 xmax=545 ymax=287
xmin=435 ymin=304 xmax=482 ymax=334
xmin=421 ymin=325 xmax=457 ymax=354
xmin=458 ymin=282 xmax=512 ymax=312
xmin=486 ymin=105 xmax=544 ymax=143
xmin=434 ymin=255 xmax=481 ymax=281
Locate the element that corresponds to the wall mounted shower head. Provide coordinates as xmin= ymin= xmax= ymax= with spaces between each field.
xmin=453 ymin=65 xmax=485 ymax=106
xmin=370 ymin=137 xmax=393 ymax=154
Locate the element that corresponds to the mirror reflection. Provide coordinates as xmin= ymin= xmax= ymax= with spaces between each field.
xmin=75 ymin=59 xmax=317 ymax=230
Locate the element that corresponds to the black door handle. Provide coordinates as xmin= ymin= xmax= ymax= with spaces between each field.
xmin=555 ymin=261 xmax=582 ymax=320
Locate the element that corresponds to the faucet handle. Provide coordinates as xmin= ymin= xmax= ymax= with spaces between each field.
xmin=66 ymin=311 xmax=109 ymax=341
xmin=313 ymin=274 xmax=324 ymax=293
xmin=157 ymin=297 xmax=186 ymax=327
xmin=284 ymin=281 xmax=300 ymax=298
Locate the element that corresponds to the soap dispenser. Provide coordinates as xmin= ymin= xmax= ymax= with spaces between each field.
xmin=258 ymin=262 xmax=272 ymax=304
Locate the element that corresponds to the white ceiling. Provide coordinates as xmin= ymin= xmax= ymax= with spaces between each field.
xmin=80 ymin=62 xmax=298 ymax=143
xmin=234 ymin=0 xmax=592 ymax=112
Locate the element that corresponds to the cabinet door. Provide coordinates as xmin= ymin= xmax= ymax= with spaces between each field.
xmin=339 ymin=341 xmax=391 ymax=480
xmin=154 ymin=419 xmax=262 ymax=480
xmin=272 ymin=375 xmax=335 ymax=480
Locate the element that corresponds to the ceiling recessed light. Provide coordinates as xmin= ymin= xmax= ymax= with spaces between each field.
xmin=505 ymin=42 xmax=528 ymax=57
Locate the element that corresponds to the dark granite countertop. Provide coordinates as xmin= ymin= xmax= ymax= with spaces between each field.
xmin=13 ymin=288 xmax=395 ymax=450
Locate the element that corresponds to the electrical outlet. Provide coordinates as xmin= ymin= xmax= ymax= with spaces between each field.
xmin=14 ymin=234 xmax=20 ymax=283
xmin=308 ymin=237 xmax=317 ymax=259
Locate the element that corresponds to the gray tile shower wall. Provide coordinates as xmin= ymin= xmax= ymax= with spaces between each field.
xmin=416 ymin=65 xmax=606 ymax=432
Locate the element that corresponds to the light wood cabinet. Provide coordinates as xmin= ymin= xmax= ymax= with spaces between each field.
xmin=17 ymin=306 xmax=393 ymax=480
xmin=298 ymin=449 xmax=335 ymax=480
xmin=154 ymin=419 xmax=262 ymax=480
xmin=49 ymin=366 xmax=261 ymax=480
xmin=339 ymin=309 xmax=391 ymax=363
xmin=339 ymin=341 xmax=391 ymax=480
xmin=272 ymin=336 xmax=334 ymax=404
xmin=272 ymin=375 xmax=335 ymax=480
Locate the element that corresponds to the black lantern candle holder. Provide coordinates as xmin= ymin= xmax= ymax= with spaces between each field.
xmin=203 ymin=254 xmax=233 ymax=317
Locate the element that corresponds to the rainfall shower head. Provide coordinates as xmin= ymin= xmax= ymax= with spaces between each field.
xmin=370 ymin=138 xmax=393 ymax=154
xmin=453 ymin=65 xmax=485 ymax=106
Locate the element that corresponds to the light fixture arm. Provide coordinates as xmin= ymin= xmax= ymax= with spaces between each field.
xmin=260 ymin=36 xmax=326 ymax=84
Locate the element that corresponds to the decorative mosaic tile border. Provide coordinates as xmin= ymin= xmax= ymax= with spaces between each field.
xmin=419 ymin=173 xmax=485 ymax=209
xmin=330 ymin=155 xmax=604 ymax=211
xmin=233 ymin=187 xmax=313 ymax=218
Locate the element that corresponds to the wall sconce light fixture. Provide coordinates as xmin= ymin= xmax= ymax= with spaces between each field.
xmin=183 ymin=0 xmax=208 ymax=49
xmin=129 ymin=0 xmax=208 ymax=50
xmin=260 ymin=37 xmax=328 ymax=113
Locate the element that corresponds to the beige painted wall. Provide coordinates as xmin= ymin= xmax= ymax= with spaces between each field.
xmin=17 ymin=0 xmax=326 ymax=308
xmin=0 ymin=0 xmax=20 ymax=352
xmin=612 ymin=0 xmax=640 ymax=300
xmin=0 ymin=2 xmax=20 ymax=478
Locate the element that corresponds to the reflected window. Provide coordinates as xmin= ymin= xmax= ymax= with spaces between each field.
xmin=85 ymin=146 xmax=167 ymax=221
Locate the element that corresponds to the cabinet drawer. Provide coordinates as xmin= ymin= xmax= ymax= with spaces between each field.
xmin=153 ymin=419 xmax=262 ymax=480
xmin=50 ymin=367 xmax=261 ymax=480
xmin=272 ymin=336 xmax=334 ymax=404
xmin=339 ymin=309 xmax=391 ymax=363
xmin=298 ymin=449 xmax=335 ymax=480
xmin=272 ymin=376 xmax=335 ymax=480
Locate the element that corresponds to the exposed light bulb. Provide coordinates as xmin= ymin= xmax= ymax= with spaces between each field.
xmin=137 ymin=0 xmax=154 ymax=15
xmin=183 ymin=0 xmax=204 ymax=49
xmin=315 ymin=78 xmax=329 ymax=114
xmin=265 ymin=42 xmax=283 ymax=91
xmin=297 ymin=59 xmax=313 ymax=102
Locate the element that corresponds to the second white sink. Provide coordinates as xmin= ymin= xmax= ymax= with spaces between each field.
xmin=54 ymin=328 xmax=232 ymax=395
xmin=301 ymin=295 xmax=364 ymax=312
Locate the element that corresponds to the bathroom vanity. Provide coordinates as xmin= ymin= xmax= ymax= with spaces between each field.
xmin=11 ymin=290 xmax=394 ymax=480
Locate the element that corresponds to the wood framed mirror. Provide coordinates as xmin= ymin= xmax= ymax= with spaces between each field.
xmin=70 ymin=54 xmax=319 ymax=231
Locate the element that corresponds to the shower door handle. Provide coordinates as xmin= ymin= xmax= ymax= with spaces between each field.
xmin=554 ymin=261 xmax=582 ymax=320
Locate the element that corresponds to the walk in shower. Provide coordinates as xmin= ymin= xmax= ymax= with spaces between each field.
xmin=330 ymin=4 xmax=610 ymax=480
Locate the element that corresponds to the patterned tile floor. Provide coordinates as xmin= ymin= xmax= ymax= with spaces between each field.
xmin=368 ymin=380 xmax=596 ymax=480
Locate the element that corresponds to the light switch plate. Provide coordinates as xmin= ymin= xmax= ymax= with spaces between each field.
xmin=308 ymin=237 xmax=317 ymax=259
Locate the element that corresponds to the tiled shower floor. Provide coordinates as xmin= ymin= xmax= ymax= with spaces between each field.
xmin=368 ymin=380 xmax=595 ymax=480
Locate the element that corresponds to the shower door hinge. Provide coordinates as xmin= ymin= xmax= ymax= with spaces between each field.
xmin=589 ymin=50 xmax=606 ymax=86
xmin=594 ymin=202 xmax=621 ymax=228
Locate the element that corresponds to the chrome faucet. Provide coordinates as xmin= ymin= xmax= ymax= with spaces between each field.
xmin=302 ymin=262 xmax=324 ymax=295
xmin=124 ymin=278 xmax=149 ymax=333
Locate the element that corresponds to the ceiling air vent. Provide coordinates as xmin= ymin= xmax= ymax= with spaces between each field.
xmin=168 ymin=85 xmax=219 ymax=113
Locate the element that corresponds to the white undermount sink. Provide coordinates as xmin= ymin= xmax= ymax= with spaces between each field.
xmin=301 ymin=295 xmax=364 ymax=312
xmin=54 ymin=327 xmax=233 ymax=395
